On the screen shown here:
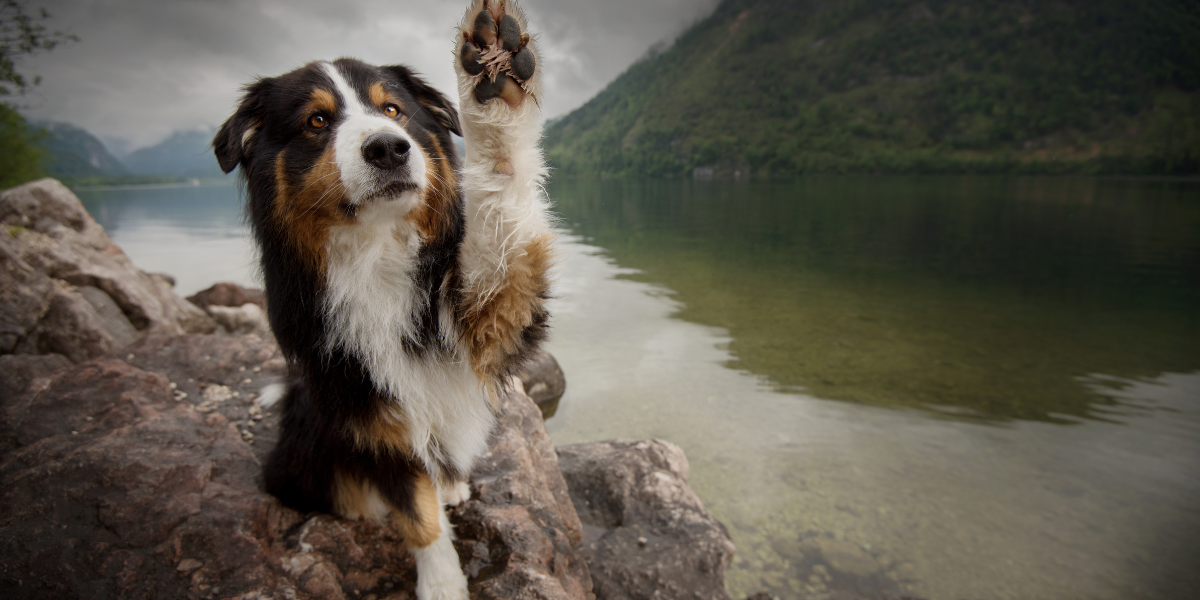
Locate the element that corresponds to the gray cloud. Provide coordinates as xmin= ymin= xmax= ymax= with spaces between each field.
xmin=17 ymin=0 xmax=720 ymax=151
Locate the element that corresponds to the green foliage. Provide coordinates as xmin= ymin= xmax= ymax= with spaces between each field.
xmin=0 ymin=100 xmax=44 ymax=188
xmin=0 ymin=0 xmax=77 ymax=96
xmin=545 ymin=0 xmax=1200 ymax=176
xmin=0 ymin=2 xmax=77 ymax=190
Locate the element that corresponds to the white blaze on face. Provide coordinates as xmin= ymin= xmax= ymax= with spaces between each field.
xmin=320 ymin=62 xmax=427 ymax=207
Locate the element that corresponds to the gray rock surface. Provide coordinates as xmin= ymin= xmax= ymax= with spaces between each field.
xmin=186 ymin=282 xmax=272 ymax=337
xmin=0 ymin=334 xmax=593 ymax=600
xmin=186 ymin=282 xmax=266 ymax=312
xmin=516 ymin=348 xmax=567 ymax=419
xmin=0 ymin=353 xmax=71 ymax=402
xmin=0 ymin=228 xmax=53 ymax=353
xmin=0 ymin=178 xmax=215 ymax=359
xmin=556 ymin=439 xmax=738 ymax=600
xmin=451 ymin=377 xmax=593 ymax=600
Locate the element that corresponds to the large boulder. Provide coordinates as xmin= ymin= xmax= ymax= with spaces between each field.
xmin=516 ymin=348 xmax=567 ymax=419
xmin=556 ymin=440 xmax=738 ymax=600
xmin=0 ymin=178 xmax=215 ymax=362
xmin=186 ymin=282 xmax=266 ymax=312
xmin=186 ymin=283 xmax=271 ymax=337
xmin=0 ymin=334 xmax=593 ymax=600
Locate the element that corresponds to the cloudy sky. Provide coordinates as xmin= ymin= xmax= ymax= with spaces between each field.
xmin=16 ymin=0 xmax=721 ymax=154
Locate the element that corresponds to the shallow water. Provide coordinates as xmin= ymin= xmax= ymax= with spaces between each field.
xmin=543 ymin=176 xmax=1200 ymax=600
xmin=74 ymin=177 xmax=1200 ymax=600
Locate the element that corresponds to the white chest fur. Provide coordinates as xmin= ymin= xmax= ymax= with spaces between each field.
xmin=323 ymin=200 xmax=495 ymax=480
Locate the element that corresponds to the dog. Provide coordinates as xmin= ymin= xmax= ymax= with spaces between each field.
xmin=212 ymin=1 xmax=553 ymax=597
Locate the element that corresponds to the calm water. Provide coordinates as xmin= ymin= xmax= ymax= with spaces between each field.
xmin=75 ymin=177 xmax=1200 ymax=600
xmin=76 ymin=183 xmax=258 ymax=295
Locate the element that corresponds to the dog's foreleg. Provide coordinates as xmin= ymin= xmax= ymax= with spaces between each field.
xmin=411 ymin=508 xmax=469 ymax=600
xmin=454 ymin=0 xmax=554 ymax=380
xmin=391 ymin=472 xmax=468 ymax=600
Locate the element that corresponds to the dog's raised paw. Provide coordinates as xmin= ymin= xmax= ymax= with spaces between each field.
xmin=459 ymin=0 xmax=536 ymax=108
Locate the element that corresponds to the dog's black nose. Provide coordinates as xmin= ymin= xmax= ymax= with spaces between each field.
xmin=362 ymin=132 xmax=411 ymax=170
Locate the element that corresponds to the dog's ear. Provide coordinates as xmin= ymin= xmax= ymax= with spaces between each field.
xmin=213 ymin=79 xmax=269 ymax=174
xmin=383 ymin=65 xmax=462 ymax=137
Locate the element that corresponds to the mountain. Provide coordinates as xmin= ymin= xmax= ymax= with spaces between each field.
xmin=544 ymin=0 xmax=1200 ymax=177
xmin=35 ymin=121 xmax=129 ymax=177
xmin=124 ymin=129 xmax=226 ymax=179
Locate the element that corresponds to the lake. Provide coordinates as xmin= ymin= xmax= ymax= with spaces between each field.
xmin=76 ymin=176 xmax=1200 ymax=600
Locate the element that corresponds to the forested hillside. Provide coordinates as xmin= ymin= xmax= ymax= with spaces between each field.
xmin=544 ymin=0 xmax=1199 ymax=176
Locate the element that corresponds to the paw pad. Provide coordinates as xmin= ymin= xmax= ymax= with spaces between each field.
xmin=461 ymin=0 xmax=536 ymax=107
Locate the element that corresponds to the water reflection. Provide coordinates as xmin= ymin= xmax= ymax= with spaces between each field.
xmin=542 ymin=233 xmax=1200 ymax=600
xmin=75 ymin=183 xmax=258 ymax=295
xmin=546 ymin=176 xmax=1200 ymax=422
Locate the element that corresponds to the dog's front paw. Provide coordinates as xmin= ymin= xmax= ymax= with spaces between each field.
xmin=416 ymin=575 xmax=469 ymax=600
xmin=438 ymin=480 xmax=472 ymax=507
xmin=457 ymin=0 xmax=538 ymax=109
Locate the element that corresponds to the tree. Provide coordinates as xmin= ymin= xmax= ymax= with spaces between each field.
xmin=0 ymin=0 xmax=76 ymax=189
xmin=1 ymin=0 xmax=76 ymax=96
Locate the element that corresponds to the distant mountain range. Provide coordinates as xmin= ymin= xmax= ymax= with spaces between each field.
xmin=37 ymin=121 xmax=129 ymax=178
xmin=122 ymin=129 xmax=225 ymax=179
xmin=544 ymin=0 xmax=1200 ymax=176
xmin=34 ymin=123 xmax=228 ymax=181
xmin=33 ymin=123 xmax=465 ymax=184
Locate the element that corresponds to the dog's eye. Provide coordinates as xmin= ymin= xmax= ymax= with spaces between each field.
xmin=309 ymin=113 xmax=328 ymax=129
xmin=383 ymin=104 xmax=400 ymax=118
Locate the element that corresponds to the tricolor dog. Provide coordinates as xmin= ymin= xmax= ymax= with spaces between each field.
xmin=212 ymin=1 xmax=552 ymax=597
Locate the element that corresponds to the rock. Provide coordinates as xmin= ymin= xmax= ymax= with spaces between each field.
xmin=185 ymin=283 xmax=271 ymax=337
xmin=516 ymin=348 xmax=567 ymax=419
xmin=0 ymin=228 xmax=53 ymax=353
xmin=12 ymin=281 xmax=139 ymax=363
xmin=0 ymin=353 xmax=70 ymax=403
xmin=0 ymin=335 xmax=593 ymax=599
xmin=0 ymin=178 xmax=216 ymax=348
xmin=186 ymin=282 xmax=266 ymax=311
xmin=121 ymin=334 xmax=289 ymax=460
xmin=207 ymin=303 xmax=272 ymax=337
xmin=77 ymin=285 xmax=140 ymax=347
xmin=450 ymin=377 xmax=592 ymax=600
xmin=556 ymin=439 xmax=737 ymax=600
xmin=816 ymin=538 xmax=881 ymax=577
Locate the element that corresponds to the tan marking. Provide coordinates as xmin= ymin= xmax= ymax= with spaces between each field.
xmin=333 ymin=470 xmax=379 ymax=521
xmin=333 ymin=469 xmax=442 ymax=549
xmin=272 ymin=148 xmax=348 ymax=276
xmin=407 ymin=134 xmax=458 ymax=241
xmin=368 ymin=81 xmax=408 ymax=115
xmin=307 ymin=88 xmax=337 ymax=117
xmin=395 ymin=472 xmax=442 ymax=549
xmin=459 ymin=234 xmax=554 ymax=378
xmin=349 ymin=404 xmax=412 ymax=456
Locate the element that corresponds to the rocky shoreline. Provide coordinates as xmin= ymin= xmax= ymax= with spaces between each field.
xmin=0 ymin=179 xmax=755 ymax=600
